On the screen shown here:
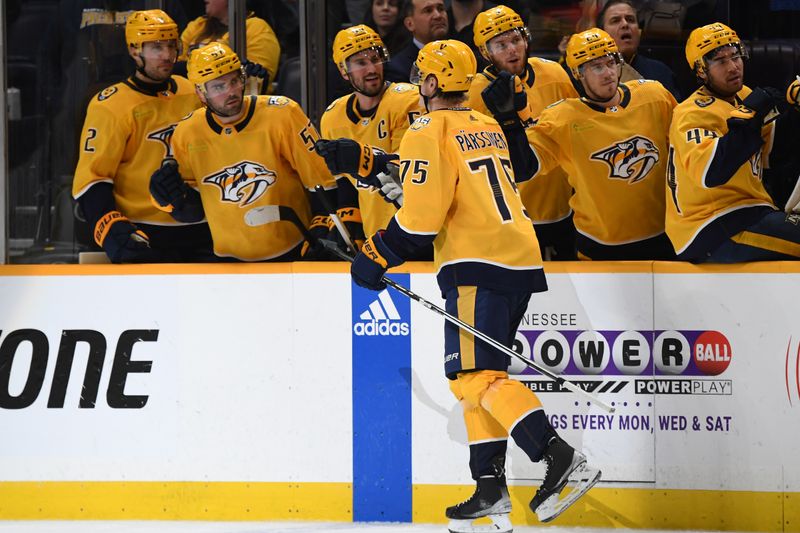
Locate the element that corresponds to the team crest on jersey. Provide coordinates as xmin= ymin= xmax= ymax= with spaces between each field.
xmin=695 ymin=96 xmax=715 ymax=108
xmin=267 ymin=96 xmax=290 ymax=107
xmin=203 ymin=161 xmax=276 ymax=206
xmin=97 ymin=86 xmax=118 ymax=101
xmin=409 ymin=116 xmax=431 ymax=131
xmin=590 ymin=135 xmax=660 ymax=183
xmin=146 ymin=124 xmax=177 ymax=158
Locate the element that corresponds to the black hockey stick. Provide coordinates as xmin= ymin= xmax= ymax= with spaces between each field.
xmin=310 ymin=190 xmax=615 ymax=413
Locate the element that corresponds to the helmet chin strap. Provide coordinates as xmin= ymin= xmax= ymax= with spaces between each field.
xmin=421 ymin=87 xmax=442 ymax=112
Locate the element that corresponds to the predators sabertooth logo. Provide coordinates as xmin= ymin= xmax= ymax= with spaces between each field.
xmin=590 ymin=135 xmax=660 ymax=183
xmin=203 ymin=161 xmax=276 ymax=206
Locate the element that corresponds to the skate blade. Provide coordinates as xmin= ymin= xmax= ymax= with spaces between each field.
xmin=447 ymin=513 xmax=512 ymax=533
xmin=535 ymin=464 xmax=601 ymax=523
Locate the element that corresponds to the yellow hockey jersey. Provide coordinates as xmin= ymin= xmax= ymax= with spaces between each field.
xmin=73 ymin=76 xmax=201 ymax=225
xmin=170 ymin=95 xmax=336 ymax=261
xmin=467 ymin=58 xmax=578 ymax=224
xmin=320 ymin=82 xmax=423 ymax=235
xmin=388 ymin=108 xmax=546 ymax=294
xmin=665 ymin=85 xmax=776 ymax=259
xmin=181 ymin=14 xmax=280 ymax=92
xmin=530 ymin=80 xmax=677 ymax=246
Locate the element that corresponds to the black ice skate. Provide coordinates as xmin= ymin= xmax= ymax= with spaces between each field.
xmin=446 ymin=476 xmax=512 ymax=533
xmin=528 ymin=436 xmax=601 ymax=523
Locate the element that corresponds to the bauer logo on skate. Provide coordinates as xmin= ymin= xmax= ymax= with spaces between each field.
xmin=353 ymin=289 xmax=410 ymax=336
xmin=509 ymin=329 xmax=734 ymax=395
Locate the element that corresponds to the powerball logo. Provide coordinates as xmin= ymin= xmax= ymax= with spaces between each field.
xmin=353 ymin=290 xmax=410 ymax=336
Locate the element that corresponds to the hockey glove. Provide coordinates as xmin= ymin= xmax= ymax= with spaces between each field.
xmin=481 ymin=71 xmax=533 ymax=128
xmin=315 ymin=139 xmax=398 ymax=184
xmin=94 ymin=210 xmax=157 ymax=263
xmin=350 ymin=231 xmax=404 ymax=291
xmin=374 ymin=168 xmax=403 ymax=207
xmin=150 ymin=159 xmax=188 ymax=212
xmin=301 ymin=215 xmax=334 ymax=260
xmin=729 ymin=87 xmax=784 ymax=128
xmin=327 ymin=207 xmax=365 ymax=253
xmin=787 ymin=76 xmax=800 ymax=111
xmin=243 ymin=60 xmax=268 ymax=80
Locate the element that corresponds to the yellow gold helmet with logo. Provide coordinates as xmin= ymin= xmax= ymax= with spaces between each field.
xmin=125 ymin=9 xmax=179 ymax=49
xmin=410 ymin=40 xmax=477 ymax=93
xmin=473 ymin=5 xmax=530 ymax=61
xmin=332 ymin=25 xmax=389 ymax=76
xmin=565 ymin=28 xmax=621 ymax=78
xmin=188 ymin=42 xmax=243 ymax=88
xmin=685 ymin=22 xmax=745 ymax=72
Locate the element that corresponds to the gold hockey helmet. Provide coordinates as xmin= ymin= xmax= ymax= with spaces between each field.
xmin=565 ymin=28 xmax=621 ymax=78
xmin=332 ymin=25 xmax=390 ymax=76
xmin=685 ymin=22 xmax=746 ymax=72
xmin=125 ymin=9 xmax=179 ymax=49
xmin=410 ymin=40 xmax=477 ymax=93
xmin=473 ymin=5 xmax=530 ymax=61
xmin=187 ymin=42 xmax=243 ymax=89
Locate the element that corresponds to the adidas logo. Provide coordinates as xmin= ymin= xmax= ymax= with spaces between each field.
xmin=353 ymin=289 xmax=410 ymax=336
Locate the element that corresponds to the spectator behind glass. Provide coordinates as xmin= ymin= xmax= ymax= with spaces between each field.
xmin=364 ymin=0 xmax=411 ymax=56
xmin=384 ymin=0 xmax=448 ymax=82
xmin=179 ymin=0 xmax=280 ymax=93
xmin=596 ymin=0 xmax=681 ymax=99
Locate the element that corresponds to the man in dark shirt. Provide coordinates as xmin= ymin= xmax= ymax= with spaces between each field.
xmin=384 ymin=0 xmax=448 ymax=82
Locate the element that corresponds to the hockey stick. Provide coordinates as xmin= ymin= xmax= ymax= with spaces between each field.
xmin=311 ymin=196 xmax=615 ymax=413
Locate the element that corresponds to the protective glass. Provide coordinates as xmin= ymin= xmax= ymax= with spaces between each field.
xmin=704 ymin=44 xmax=749 ymax=69
xmin=487 ymin=29 xmax=526 ymax=55
xmin=205 ymin=72 xmax=246 ymax=97
xmin=345 ymin=48 xmax=388 ymax=74
xmin=581 ymin=54 xmax=623 ymax=76
xmin=409 ymin=62 xmax=423 ymax=85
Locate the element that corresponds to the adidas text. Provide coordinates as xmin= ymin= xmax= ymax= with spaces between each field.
xmin=353 ymin=320 xmax=410 ymax=336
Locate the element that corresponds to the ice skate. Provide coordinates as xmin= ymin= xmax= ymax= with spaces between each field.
xmin=529 ymin=436 xmax=601 ymax=523
xmin=446 ymin=476 xmax=513 ymax=533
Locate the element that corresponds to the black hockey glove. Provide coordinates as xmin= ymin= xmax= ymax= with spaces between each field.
xmin=327 ymin=207 xmax=365 ymax=253
xmin=150 ymin=159 xmax=189 ymax=212
xmin=350 ymin=232 xmax=404 ymax=291
xmin=94 ymin=211 xmax=158 ymax=263
xmin=301 ymin=215 xmax=334 ymax=260
xmin=481 ymin=71 xmax=533 ymax=128
xmin=243 ymin=60 xmax=268 ymax=80
xmin=728 ymin=87 xmax=785 ymax=129
xmin=315 ymin=139 xmax=398 ymax=184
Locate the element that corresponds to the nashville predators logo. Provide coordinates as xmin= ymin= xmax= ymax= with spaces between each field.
xmin=203 ymin=161 xmax=276 ymax=206
xmin=590 ymin=135 xmax=660 ymax=183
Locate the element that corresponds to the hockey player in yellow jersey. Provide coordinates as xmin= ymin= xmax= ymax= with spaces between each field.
xmin=348 ymin=40 xmax=600 ymax=532
xmin=72 ymin=9 xmax=213 ymax=263
xmin=149 ymin=42 xmax=339 ymax=261
xmin=318 ymin=25 xmax=423 ymax=252
xmin=666 ymin=22 xmax=800 ymax=261
xmin=468 ymin=5 xmax=579 ymax=260
xmin=483 ymin=28 xmax=677 ymax=260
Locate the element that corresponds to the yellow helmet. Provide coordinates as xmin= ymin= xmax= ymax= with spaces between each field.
xmin=685 ymin=22 xmax=745 ymax=72
xmin=125 ymin=9 xmax=179 ymax=49
xmin=187 ymin=42 xmax=243 ymax=88
xmin=565 ymin=28 xmax=621 ymax=78
xmin=411 ymin=40 xmax=477 ymax=93
xmin=473 ymin=5 xmax=530 ymax=61
xmin=332 ymin=25 xmax=389 ymax=76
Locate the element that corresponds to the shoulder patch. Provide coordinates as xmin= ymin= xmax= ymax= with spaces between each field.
xmin=267 ymin=95 xmax=290 ymax=107
xmin=392 ymin=82 xmax=417 ymax=93
xmin=694 ymin=95 xmax=716 ymax=108
xmin=409 ymin=116 xmax=431 ymax=131
xmin=97 ymin=86 xmax=118 ymax=101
